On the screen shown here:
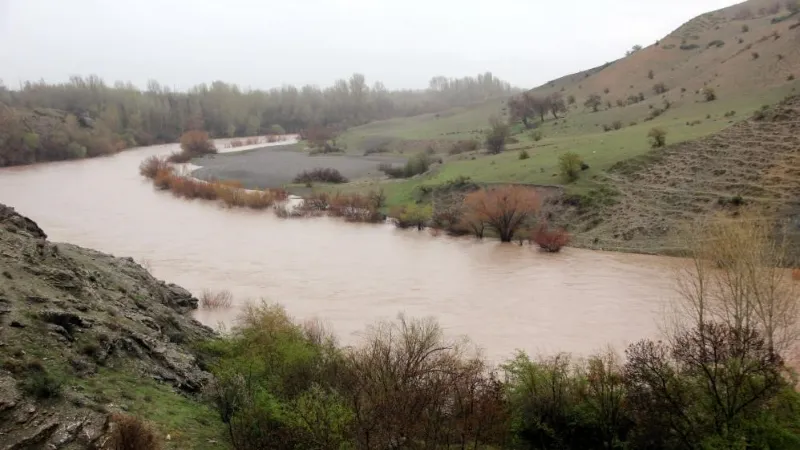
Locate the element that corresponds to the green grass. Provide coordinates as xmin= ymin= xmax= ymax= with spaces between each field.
xmin=75 ymin=367 xmax=228 ymax=449
xmin=334 ymin=83 xmax=799 ymax=208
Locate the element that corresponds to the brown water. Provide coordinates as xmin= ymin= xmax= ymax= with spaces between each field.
xmin=0 ymin=142 xmax=680 ymax=362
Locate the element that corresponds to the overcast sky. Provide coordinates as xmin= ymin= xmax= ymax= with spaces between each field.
xmin=0 ymin=0 xmax=742 ymax=91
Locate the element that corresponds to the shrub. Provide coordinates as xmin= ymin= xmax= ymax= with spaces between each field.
xmin=391 ymin=204 xmax=432 ymax=230
xmin=448 ymin=139 xmax=479 ymax=155
xmin=584 ymin=94 xmax=603 ymax=112
xmin=612 ymin=120 xmax=623 ymax=130
xmin=179 ymin=130 xmax=216 ymax=157
xmin=707 ymin=39 xmax=725 ymax=48
xmin=647 ymin=69 xmax=654 ymax=80
xmin=602 ymin=124 xmax=612 ymax=132
xmin=567 ymin=94 xmax=576 ymax=105
xmin=200 ymin=289 xmax=233 ymax=309
xmin=702 ymin=87 xmax=717 ymax=101
xmin=724 ymin=110 xmax=736 ymax=117
xmin=530 ymin=130 xmax=543 ymax=142
xmin=558 ymin=152 xmax=583 ymax=182
xmin=21 ymin=368 xmax=62 ymax=399
xmin=680 ymin=43 xmax=699 ymax=50
xmin=229 ymin=139 xmax=244 ymax=148
xmin=789 ymin=74 xmax=796 ymax=81
xmin=138 ymin=156 xmax=170 ymax=179
xmin=742 ymin=24 xmax=749 ymax=32
xmin=309 ymin=143 xmax=344 ymax=155
xmin=380 ymin=153 xmax=432 ymax=179
xmin=108 ymin=414 xmax=162 ymax=450
xmin=652 ymin=82 xmax=668 ymax=94
xmin=293 ymin=168 xmax=348 ymax=184
xmin=485 ymin=116 xmax=510 ymax=154
xmin=647 ymin=127 xmax=667 ymax=147
xmin=463 ymin=186 xmax=541 ymax=242
xmin=518 ymin=149 xmax=530 ymax=160
xmin=752 ymin=51 xmax=760 ymax=59
xmin=532 ymin=224 xmax=571 ymax=252
xmin=267 ymin=124 xmax=286 ymax=135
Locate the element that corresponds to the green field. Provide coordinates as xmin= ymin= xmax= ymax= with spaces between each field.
xmin=331 ymin=82 xmax=799 ymax=209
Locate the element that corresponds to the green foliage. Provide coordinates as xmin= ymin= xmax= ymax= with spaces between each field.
xmin=647 ymin=127 xmax=667 ymax=147
xmin=392 ymin=203 xmax=433 ymax=229
xmin=518 ymin=149 xmax=530 ymax=160
xmin=559 ymin=151 xmax=583 ymax=182
xmin=529 ymin=130 xmax=543 ymax=141
xmin=21 ymin=367 xmax=63 ymax=399
xmin=379 ymin=152 xmax=433 ymax=179
xmin=267 ymin=124 xmax=286 ymax=135
xmin=485 ymin=116 xmax=510 ymax=154
xmin=22 ymin=132 xmax=40 ymax=149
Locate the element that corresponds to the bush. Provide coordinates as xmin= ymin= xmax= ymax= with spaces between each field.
xmin=267 ymin=124 xmax=286 ymax=135
xmin=529 ymin=130 xmax=543 ymax=142
xmin=379 ymin=153 xmax=432 ymax=179
xmin=292 ymin=168 xmax=348 ymax=184
xmin=652 ymin=82 xmax=668 ymax=94
xmin=752 ymin=51 xmax=760 ymax=59
xmin=647 ymin=127 xmax=667 ymax=147
xmin=485 ymin=116 xmax=510 ymax=154
xmin=179 ymin=130 xmax=216 ymax=157
xmin=742 ymin=24 xmax=749 ymax=32
xmin=309 ymin=143 xmax=344 ymax=155
xmin=707 ymin=39 xmax=725 ymax=48
xmin=518 ymin=149 xmax=530 ymax=160
xmin=680 ymin=43 xmax=700 ymax=50
xmin=612 ymin=120 xmax=623 ymax=130
xmin=447 ymin=139 xmax=479 ymax=155
xmin=391 ymin=204 xmax=432 ymax=230
xmin=532 ymin=224 xmax=571 ymax=252
xmin=200 ymin=289 xmax=233 ymax=309
xmin=108 ymin=414 xmax=162 ymax=450
xmin=21 ymin=368 xmax=62 ymax=399
xmin=789 ymin=74 xmax=796 ymax=81
xmin=138 ymin=156 xmax=170 ymax=179
xmin=702 ymin=87 xmax=717 ymax=101
xmin=647 ymin=69 xmax=654 ymax=80
xmin=558 ymin=152 xmax=583 ymax=181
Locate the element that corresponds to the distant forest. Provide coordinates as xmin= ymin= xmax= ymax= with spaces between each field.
xmin=0 ymin=73 xmax=519 ymax=166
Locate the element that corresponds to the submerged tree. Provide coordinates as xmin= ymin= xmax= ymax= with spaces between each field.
xmin=463 ymin=186 xmax=541 ymax=242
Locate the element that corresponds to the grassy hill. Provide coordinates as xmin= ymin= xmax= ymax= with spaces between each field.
xmin=326 ymin=0 xmax=800 ymax=253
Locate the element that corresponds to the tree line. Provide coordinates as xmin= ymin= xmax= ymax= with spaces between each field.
xmin=0 ymin=73 xmax=519 ymax=167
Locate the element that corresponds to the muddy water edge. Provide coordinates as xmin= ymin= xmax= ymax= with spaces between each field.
xmin=0 ymin=140 xmax=680 ymax=363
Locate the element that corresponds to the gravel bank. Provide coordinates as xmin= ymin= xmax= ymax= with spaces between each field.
xmin=191 ymin=144 xmax=406 ymax=188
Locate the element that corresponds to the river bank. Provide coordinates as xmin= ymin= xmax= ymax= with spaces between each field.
xmin=190 ymin=141 xmax=406 ymax=189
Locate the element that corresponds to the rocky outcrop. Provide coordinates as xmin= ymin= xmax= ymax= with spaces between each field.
xmin=0 ymin=204 xmax=214 ymax=449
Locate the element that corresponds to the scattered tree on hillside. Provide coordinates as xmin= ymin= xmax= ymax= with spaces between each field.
xmin=508 ymin=93 xmax=535 ymax=128
xmin=558 ymin=152 xmax=583 ymax=182
xmin=584 ymin=94 xmax=603 ymax=112
xmin=548 ymin=93 xmax=567 ymax=119
xmin=626 ymin=44 xmax=643 ymax=56
xmin=647 ymin=127 xmax=667 ymax=148
xmin=485 ymin=116 xmax=510 ymax=154
xmin=647 ymin=70 xmax=655 ymax=80
xmin=652 ymin=82 xmax=668 ymax=94
xmin=702 ymin=87 xmax=717 ymax=102
xmin=463 ymin=186 xmax=541 ymax=242
xmin=567 ymin=94 xmax=576 ymax=105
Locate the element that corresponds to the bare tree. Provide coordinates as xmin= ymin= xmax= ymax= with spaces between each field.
xmin=584 ymin=94 xmax=603 ymax=112
xmin=463 ymin=186 xmax=541 ymax=242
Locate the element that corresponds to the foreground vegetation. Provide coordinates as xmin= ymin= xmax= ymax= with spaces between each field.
xmin=189 ymin=211 xmax=800 ymax=450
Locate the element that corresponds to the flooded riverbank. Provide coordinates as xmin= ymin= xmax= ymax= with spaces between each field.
xmin=0 ymin=141 xmax=680 ymax=361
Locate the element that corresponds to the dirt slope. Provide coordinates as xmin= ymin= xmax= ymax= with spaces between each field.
xmin=531 ymin=0 xmax=800 ymax=104
xmin=571 ymin=94 xmax=800 ymax=256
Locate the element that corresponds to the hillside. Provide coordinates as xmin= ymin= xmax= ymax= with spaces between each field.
xmin=322 ymin=0 xmax=800 ymax=252
xmin=564 ymin=94 xmax=800 ymax=256
xmin=0 ymin=205 xmax=225 ymax=449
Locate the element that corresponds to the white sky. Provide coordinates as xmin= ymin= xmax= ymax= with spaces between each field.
xmin=0 ymin=0 xmax=743 ymax=90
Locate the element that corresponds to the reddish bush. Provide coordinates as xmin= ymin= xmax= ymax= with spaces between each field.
xmin=108 ymin=413 xmax=161 ymax=450
xmin=792 ymin=268 xmax=800 ymax=281
xmin=463 ymin=186 xmax=541 ymax=242
xmin=229 ymin=139 xmax=244 ymax=148
xmin=138 ymin=156 xmax=170 ymax=179
xmin=532 ymin=224 xmax=571 ymax=252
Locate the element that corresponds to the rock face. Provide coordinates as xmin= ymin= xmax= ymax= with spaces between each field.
xmin=0 ymin=204 xmax=213 ymax=449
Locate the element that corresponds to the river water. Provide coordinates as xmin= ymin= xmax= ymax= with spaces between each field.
xmin=0 ymin=140 xmax=680 ymax=362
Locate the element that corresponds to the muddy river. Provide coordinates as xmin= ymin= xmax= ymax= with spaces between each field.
xmin=0 ymin=140 xmax=680 ymax=362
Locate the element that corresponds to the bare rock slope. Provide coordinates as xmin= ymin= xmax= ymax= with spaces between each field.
xmin=0 ymin=204 xmax=214 ymax=449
